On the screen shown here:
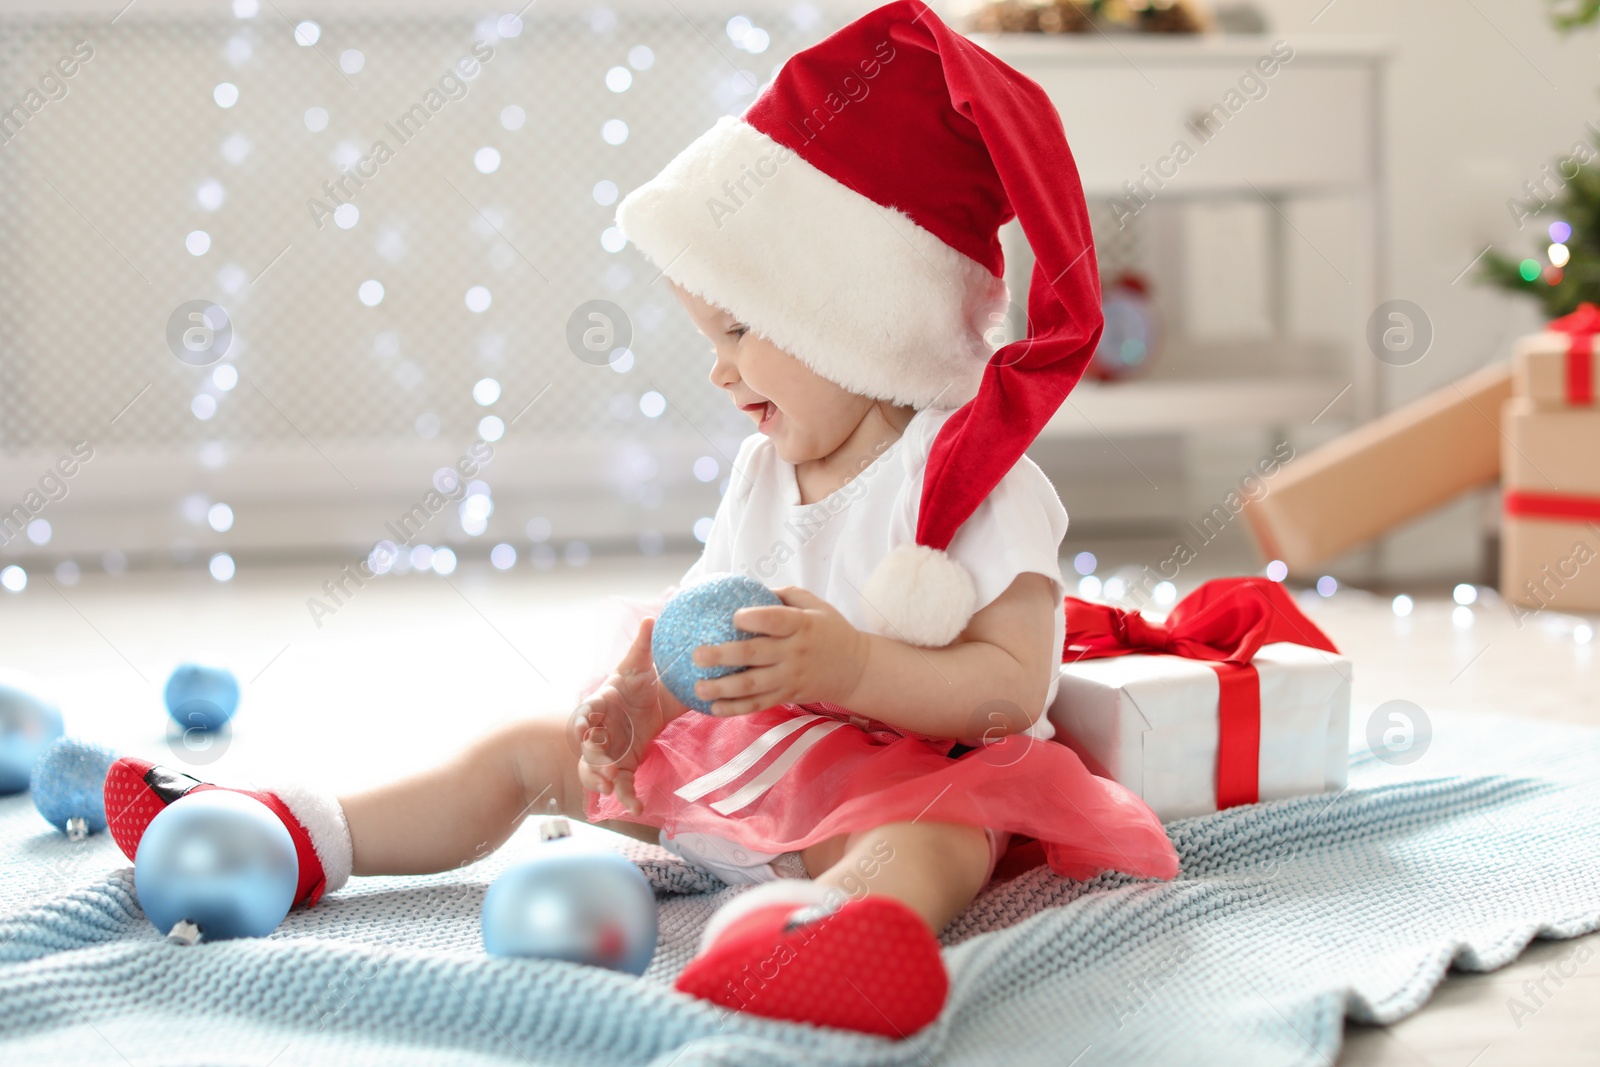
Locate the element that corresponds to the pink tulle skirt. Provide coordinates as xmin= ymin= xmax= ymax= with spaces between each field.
xmin=585 ymin=699 xmax=1180 ymax=883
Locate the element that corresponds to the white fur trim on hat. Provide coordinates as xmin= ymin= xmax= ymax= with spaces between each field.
xmin=268 ymin=781 xmax=354 ymax=896
xmin=615 ymin=114 xmax=1008 ymax=411
xmin=698 ymin=878 xmax=840 ymax=954
xmin=861 ymin=543 xmax=978 ymax=648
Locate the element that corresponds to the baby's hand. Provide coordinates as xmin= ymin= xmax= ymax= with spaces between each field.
xmin=572 ymin=616 xmax=688 ymax=816
xmin=690 ymin=586 xmax=869 ymax=716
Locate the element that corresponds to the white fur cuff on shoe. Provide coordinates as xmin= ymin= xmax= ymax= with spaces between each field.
xmin=268 ymin=782 xmax=355 ymax=895
xmin=698 ymin=878 xmax=839 ymax=954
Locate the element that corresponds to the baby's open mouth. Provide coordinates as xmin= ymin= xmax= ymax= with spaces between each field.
xmin=741 ymin=400 xmax=776 ymax=425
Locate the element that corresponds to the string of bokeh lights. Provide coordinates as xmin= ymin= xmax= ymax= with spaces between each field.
xmin=4 ymin=5 xmax=802 ymax=593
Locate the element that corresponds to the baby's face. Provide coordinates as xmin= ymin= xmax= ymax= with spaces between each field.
xmin=668 ymin=281 xmax=873 ymax=465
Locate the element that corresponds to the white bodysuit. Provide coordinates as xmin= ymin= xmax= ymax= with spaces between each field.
xmin=635 ymin=405 xmax=1072 ymax=885
xmin=680 ymin=403 xmax=1070 ymax=738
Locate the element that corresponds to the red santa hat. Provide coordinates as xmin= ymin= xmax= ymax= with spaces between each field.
xmin=616 ymin=0 xmax=1103 ymax=647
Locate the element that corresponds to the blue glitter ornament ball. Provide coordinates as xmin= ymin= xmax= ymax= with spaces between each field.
xmin=0 ymin=668 xmax=66 ymax=795
xmin=481 ymin=820 xmax=657 ymax=974
xmin=651 ymin=574 xmax=782 ymax=713
xmin=134 ymin=789 xmax=298 ymax=943
xmin=31 ymin=737 xmax=119 ymax=837
xmin=163 ymin=664 xmax=240 ymax=733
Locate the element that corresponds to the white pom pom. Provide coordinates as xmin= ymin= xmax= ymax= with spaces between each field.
xmin=860 ymin=543 xmax=977 ymax=648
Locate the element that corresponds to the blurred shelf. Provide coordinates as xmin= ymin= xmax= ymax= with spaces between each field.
xmin=1038 ymin=376 xmax=1351 ymax=437
xmin=977 ymin=30 xmax=1390 ymax=424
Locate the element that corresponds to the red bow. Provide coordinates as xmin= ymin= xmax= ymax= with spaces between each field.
xmin=1549 ymin=302 xmax=1599 ymax=405
xmin=1550 ymin=302 xmax=1600 ymax=337
xmin=1060 ymin=577 xmax=1340 ymax=809
xmin=1063 ymin=577 xmax=1339 ymax=664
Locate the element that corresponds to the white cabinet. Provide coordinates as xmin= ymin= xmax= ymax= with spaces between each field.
xmin=965 ymin=33 xmax=1392 ymax=437
xmin=1030 ymin=62 xmax=1372 ymax=194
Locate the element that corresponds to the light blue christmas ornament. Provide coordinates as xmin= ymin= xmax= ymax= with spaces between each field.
xmin=652 ymin=574 xmax=782 ymax=713
xmin=0 ymin=668 xmax=66 ymax=794
xmin=481 ymin=815 xmax=657 ymax=975
xmin=163 ymin=663 xmax=240 ymax=733
xmin=31 ymin=737 xmax=119 ymax=838
xmin=134 ymin=789 xmax=298 ymax=944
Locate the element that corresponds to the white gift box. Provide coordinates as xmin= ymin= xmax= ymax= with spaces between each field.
xmin=1046 ymin=642 xmax=1352 ymax=822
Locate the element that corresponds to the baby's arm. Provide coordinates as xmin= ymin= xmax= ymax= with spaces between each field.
xmin=692 ymin=571 xmax=1058 ymax=739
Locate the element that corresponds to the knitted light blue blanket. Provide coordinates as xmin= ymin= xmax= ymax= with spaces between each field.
xmin=3 ymin=707 xmax=1597 ymax=1066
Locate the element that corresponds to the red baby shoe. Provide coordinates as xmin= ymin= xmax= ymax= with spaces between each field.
xmin=103 ymin=756 xmax=352 ymax=908
xmin=675 ymin=882 xmax=949 ymax=1037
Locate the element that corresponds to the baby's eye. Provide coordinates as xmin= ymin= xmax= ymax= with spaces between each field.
xmin=728 ymin=324 xmax=749 ymax=340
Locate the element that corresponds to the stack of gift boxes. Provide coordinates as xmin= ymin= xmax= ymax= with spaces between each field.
xmin=1502 ymin=304 xmax=1600 ymax=616
xmin=1238 ymin=361 xmax=1513 ymax=574
xmin=1235 ymin=305 xmax=1600 ymax=614
xmin=1038 ymin=309 xmax=1600 ymax=824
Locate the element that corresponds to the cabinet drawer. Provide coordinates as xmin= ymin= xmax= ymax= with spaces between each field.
xmin=1017 ymin=60 xmax=1372 ymax=196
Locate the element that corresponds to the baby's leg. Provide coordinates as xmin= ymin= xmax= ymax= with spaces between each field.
xmin=803 ymin=821 xmax=992 ymax=932
xmin=340 ymin=716 xmax=652 ymax=876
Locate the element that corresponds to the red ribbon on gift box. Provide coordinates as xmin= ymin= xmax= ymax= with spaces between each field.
xmin=1060 ymin=577 xmax=1341 ymax=810
xmin=1549 ymin=303 xmax=1600 ymax=406
xmin=1504 ymin=489 xmax=1600 ymax=523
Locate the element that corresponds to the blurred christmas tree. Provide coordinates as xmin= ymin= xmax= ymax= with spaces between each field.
xmin=1549 ymin=0 xmax=1599 ymax=31
xmin=1480 ymin=2 xmax=1600 ymax=315
xmin=1480 ymin=142 xmax=1600 ymax=317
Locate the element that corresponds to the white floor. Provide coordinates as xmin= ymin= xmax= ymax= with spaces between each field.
xmin=2 ymin=553 xmax=1597 ymax=1063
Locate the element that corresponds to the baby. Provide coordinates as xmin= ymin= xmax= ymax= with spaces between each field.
xmin=102 ymin=1 xmax=1179 ymax=1040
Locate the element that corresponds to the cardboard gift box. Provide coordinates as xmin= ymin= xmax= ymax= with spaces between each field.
xmin=1047 ymin=578 xmax=1352 ymax=822
xmin=1500 ymin=395 xmax=1600 ymax=612
xmin=1242 ymin=361 xmax=1512 ymax=570
xmin=1512 ymin=303 xmax=1599 ymax=411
